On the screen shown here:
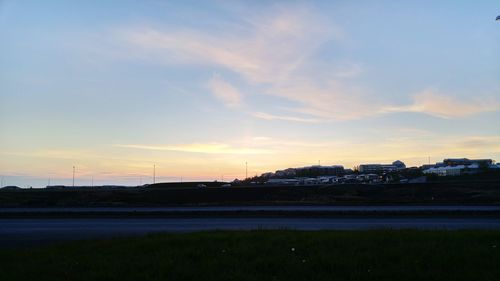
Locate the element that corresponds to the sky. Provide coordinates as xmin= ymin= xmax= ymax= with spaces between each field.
xmin=1 ymin=0 xmax=500 ymax=188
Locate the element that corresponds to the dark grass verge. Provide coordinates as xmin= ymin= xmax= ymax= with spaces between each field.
xmin=2 ymin=180 xmax=500 ymax=207
xmin=0 ymin=230 xmax=499 ymax=281
xmin=3 ymin=210 xmax=500 ymax=219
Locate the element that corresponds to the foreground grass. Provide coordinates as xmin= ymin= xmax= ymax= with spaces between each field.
xmin=1 ymin=230 xmax=499 ymax=281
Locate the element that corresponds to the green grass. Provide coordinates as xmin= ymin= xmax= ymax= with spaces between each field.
xmin=1 ymin=230 xmax=500 ymax=281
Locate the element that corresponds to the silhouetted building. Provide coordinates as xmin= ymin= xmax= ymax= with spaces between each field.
xmin=295 ymin=165 xmax=345 ymax=177
xmin=443 ymin=158 xmax=493 ymax=167
xmin=273 ymin=165 xmax=344 ymax=178
xmin=359 ymin=160 xmax=406 ymax=174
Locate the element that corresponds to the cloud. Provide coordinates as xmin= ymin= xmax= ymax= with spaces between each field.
xmin=113 ymin=143 xmax=272 ymax=154
xmin=120 ymin=5 xmax=339 ymax=84
xmin=455 ymin=136 xmax=500 ymax=151
xmin=207 ymin=74 xmax=242 ymax=107
xmin=0 ymin=149 xmax=99 ymax=160
xmin=382 ymin=89 xmax=500 ymax=118
xmin=116 ymin=4 xmax=500 ymax=122
xmin=116 ymin=5 xmax=376 ymax=121
xmin=252 ymin=112 xmax=322 ymax=123
xmin=266 ymin=79 xmax=379 ymax=120
xmin=333 ymin=63 xmax=364 ymax=78
xmin=251 ymin=136 xmax=272 ymax=141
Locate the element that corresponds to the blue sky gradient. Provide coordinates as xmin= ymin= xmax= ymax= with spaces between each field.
xmin=1 ymin=0 xmax=499 ymax=187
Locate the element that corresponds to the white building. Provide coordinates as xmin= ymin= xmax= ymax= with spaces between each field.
xmin=265 ymin=178 xmax=299 ymax=185
xmin=423 ymin=165 xmax=465 ymax=176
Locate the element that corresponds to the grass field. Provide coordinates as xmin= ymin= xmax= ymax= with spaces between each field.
xmin=2 ymin=180 xmax=500 ymax=207
xmin=1 ymin=230 xmax=500 ymax=281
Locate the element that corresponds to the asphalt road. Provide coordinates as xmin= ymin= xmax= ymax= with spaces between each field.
xmin=2 ymin=205 xmax=500 ymax=213
xmin=1 ymin=217 xmax=500 ymax=247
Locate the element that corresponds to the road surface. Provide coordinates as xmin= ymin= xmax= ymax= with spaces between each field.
xmin=1 ymin=217 xmax=500 ymax=247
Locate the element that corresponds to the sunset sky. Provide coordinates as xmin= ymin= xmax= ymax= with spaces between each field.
xmin=1 ymin=1 xmax=500 ymax=187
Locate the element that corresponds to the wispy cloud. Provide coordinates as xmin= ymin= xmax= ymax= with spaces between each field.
xmin=382 ymin=89 xmax=500 ymax=118
xmin=116 ymin=5 xmax=377 ymax=121
xmin=113 ymin=143 xmax=272 ymax=154
xmin=115 ymin=4 xmax=500 ymax=122
xmin=252 ymin=112 xmax=322 ymax=123
xmin=120 ymin=5 xmax=338 ymax=84
xmin=207 ymin=74 xmax=242 ymax=108
xmin=266 ymin=80 xmax=378 ymax=120
xmin=0 ymin=149 xmax=99 ymax=160
xmin=251 ymin=136 xmax=272 ymax=141
xmin=332 ymin=63 xmax=364 ymax=78
xmin=455 ymin=136 xmax=500 ymax=151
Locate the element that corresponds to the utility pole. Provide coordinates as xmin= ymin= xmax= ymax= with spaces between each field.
xmin=48 ymin=178 xmax=51 ymax=187
xmin=91 ymin=176 xmax=94 ymax=188
xmin=245 ymin=161 xmax=248 ymax=179
xmin=153 ymin=164 xmax=156 ymax=184
xmin=72 ymin=166 xmax=75 ymax=187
